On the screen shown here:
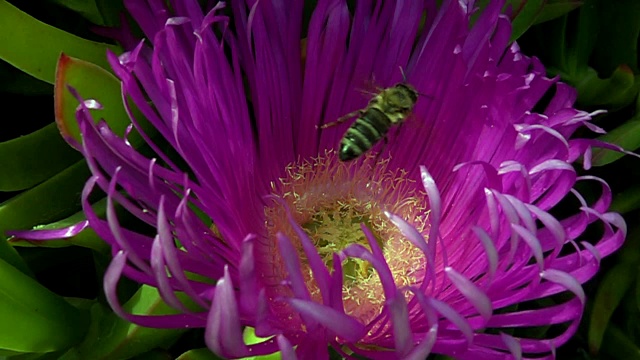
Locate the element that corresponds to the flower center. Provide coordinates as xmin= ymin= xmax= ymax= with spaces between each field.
xmin=263 ymin=150 xmax=429 ymax=327
xmin=301 ymin=194 xmax=381 ymax=283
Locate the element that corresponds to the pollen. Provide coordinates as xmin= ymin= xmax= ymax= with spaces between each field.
xmin=264 ymin=149 xmax=429 ymax=326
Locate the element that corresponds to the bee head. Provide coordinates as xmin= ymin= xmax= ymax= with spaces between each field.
xmin=388 ymin=83 xmax=419 ymax=109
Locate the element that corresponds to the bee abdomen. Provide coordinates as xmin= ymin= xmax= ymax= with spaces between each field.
xmin=361 ymin=108 xmax=393 ymax=135
xmin=339 ymin=108 xmax=392 ymax=161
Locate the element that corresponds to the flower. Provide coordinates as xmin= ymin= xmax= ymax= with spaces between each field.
xmin=51 ymin=0 xmax=627 ymax=358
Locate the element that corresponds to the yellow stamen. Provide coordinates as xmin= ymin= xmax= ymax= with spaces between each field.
xmin=264 ymin=150 xmax=429 ymax=329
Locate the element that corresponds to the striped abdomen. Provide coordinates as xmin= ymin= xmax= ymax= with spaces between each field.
xmin=339 ymin=108 xmax=392 ymax=161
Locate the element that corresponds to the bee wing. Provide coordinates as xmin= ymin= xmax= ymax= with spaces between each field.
xmin=356 ymin=88 xmax=381 ymax=97
xmin=357 ymin=74 xmax=385 ymax=99
xmin=398 ymin=112 xmax=428 ymax=135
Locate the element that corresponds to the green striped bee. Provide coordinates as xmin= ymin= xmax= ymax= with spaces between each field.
xmin=319 ymin=82 xmax=419 ymax=162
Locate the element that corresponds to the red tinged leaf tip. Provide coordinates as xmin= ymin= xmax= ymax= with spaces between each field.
xmin=54 ymin=53 xmax=77 ymax=148
xmin=54 ymin=53 xmax=133 ymax=150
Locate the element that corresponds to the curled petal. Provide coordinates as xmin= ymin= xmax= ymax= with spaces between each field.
xmin=287 ymin=298 xmax=365 ymax=343
xmin=385 ymin=211 xmax=436 ymax=290
xmin=454 ymin=161 xmax=502 ymax=191
xmin=500 ymin=332 xmax=522 ymax=360
xmin=445 ymin=267 xmax=493 ymax=321
xmin=277 ymin=335 xmax=297 ymax=360
xmin=420 ymin=166 xmax=442 ymax=246
xmin=205 ymin=267 xmax=281 ymax=358
xmin=205 ymin=266 xmax=247 ymax=358
xmin=276 ymin=233 xmax=312 ymax=302
xmin=104 ymin=250 xmax=205 ymax=328
xmin=511 ymin=224 xmax=544 ymax=271
xmin=388 ymin=291 xmax=413 ymax=357
xmin=429 ymin=297 xmax=473 ymax=345
xmin=7 ymin=220 xmax=89 ymax=240
xmin=472 ymin=227 xmax=498 ymax=281
xmin=541 ymin=269 xmax=586 ymax=304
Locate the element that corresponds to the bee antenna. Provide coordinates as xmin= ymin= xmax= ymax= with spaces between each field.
xmin=398 ymin=66 xmax=407 ymax=82
xmin=417 ymin=91 xmax=434 ymax=100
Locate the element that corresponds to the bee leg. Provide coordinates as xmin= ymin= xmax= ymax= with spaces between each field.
xmin=372 ymin=135 xmax=389 ymax=165
xmin=317 ymin=110 xmax=360 ymax=129
xmin=376 ymin=121 xmax=406 ymax=163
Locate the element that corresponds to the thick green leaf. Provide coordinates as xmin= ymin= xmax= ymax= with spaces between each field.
xmin=588 ymin=260 xmax=639 ymax=353
xmin=510 ymin=0 xmax=545 ymax=41
xmin=590 ymin=0 xmax=640 ymax=75
xmin=619 ymin=280 xmax=640 ymax=349
xmin=0 ymin=0 xmax=119 ymax=84
xmin=599 ymin=324 xmax=640 ymax=359
xmin=532 ymin=0 xmax=640 ymax=110
xmin=1 ymin=351 xmax=66 ymax=359
xmin=60 ymin=286 xmax=196 ymax=360
xmin=592 ymin=112 xmax=640 ymax=166
xmin=176 ymin=349 xmax=223 ymax=360
xmin=567 ymin=0 xmax=597 ymax=74
xmin=537 ymin=0 xmax=598 ymax=79
xmin=0 ymin=123 xmax=81 ymax=191
xmin=570 ymin=65 xmax=639 ymax=108
xmin=533 ymin=1 xmax=583 ymax=25
xmin=610 ymin=184 xmax=640 ymax=214
xmin=46 ymin=0 xmax=105 ymax=25
xmin=0 ymin=238 xmax=29 ymax=278
xmin=242 ymin=327 xmax=282 ymax=360
xmin=94 ymin=0 xmax=127 ymax=27
xmin=476 ymin=0 xmax=582 ymax=41
xmin=46 ymin=0 xmax=126 ymax=27
xmin=0 ymin=160 xmax=89 ymax=233
xmin=0 ymin=257 xmax=89 ymax=353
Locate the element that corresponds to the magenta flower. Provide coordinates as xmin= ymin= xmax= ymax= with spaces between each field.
xmin=47 ymin=0 xmax=628 ymax=358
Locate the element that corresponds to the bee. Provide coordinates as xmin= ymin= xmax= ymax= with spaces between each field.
xmin=318 ymin=82 xmax=419 ymax=162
